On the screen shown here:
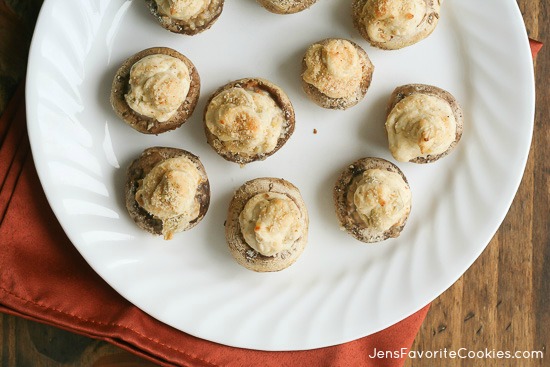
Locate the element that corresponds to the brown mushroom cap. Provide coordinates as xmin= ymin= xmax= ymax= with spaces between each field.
xmin=203 ymin=78 xmax=295 ymax=165
xmin=256 ymin=0 xmax=318 ymax=14
xmin=226 ymin=177 xmax=309 ymax=272
xmin=125 ymin=147 xmax=210 ymax=238
xmin=145 ymin=0 xmax=225 ymax=35
xmin=386 ymin=84 xmax=464 ymax=164
xmin=334 ymin=157 xmax=411 ymax=243
xmin=111 ymin=47 xmax=201 ymax=135
xmin=301 ymin=38 xmax=374 ymax=110
xmin=351 ymin=0 xmax=440 ymax=50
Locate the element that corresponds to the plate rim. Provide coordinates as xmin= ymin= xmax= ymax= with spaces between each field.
xmin=24 ymin=0 xmax=535 ymax=351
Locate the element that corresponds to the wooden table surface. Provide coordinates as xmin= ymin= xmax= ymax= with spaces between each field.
xmin=0 ymin=0 xmax=547 ymax=366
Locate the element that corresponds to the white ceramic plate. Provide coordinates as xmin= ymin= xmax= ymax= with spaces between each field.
xmin=26 ymin=0 xmax=534 ymax=351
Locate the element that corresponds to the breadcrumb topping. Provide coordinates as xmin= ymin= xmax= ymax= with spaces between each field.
xmin=135 ymin=156 xmax=203 ymax=239
xmin=303 ymin=39 xmax=363 ymax=99
xmin=205 ymin=87 xmax=285 ymax=155
xmin=125 ymin=54 xmax=190 ymax=123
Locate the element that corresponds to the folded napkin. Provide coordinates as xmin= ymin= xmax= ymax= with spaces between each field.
xmin=0 ymin=39 xmax=541 ymax=367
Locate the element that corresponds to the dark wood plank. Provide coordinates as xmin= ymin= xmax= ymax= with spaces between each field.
xmin=531 ymin=0 xmax=550 ymax=362
xmin=0 ymin=0 xmax=42 ymax=110
xmin=0 ymin=313 xmax=159 ymax=367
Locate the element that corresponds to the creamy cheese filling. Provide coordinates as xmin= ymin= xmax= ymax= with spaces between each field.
xmin=135 ymin=156 xmax=202 ymax=239
xmin=125 ymin=54 xmax=190 ymax=123
xmin=155 ymin=0 xmax=210 ymax=21
xmin=350 ymin=169 xmax=411 ymax=232
xmin=303 ymin=39 xmax=363 ymax=99
xmin=386 ymin=94 xmax=457 ymax=162
xmin=239 ymin=192 xmax=303 ymax=257
xmin=362 ymin=0 xmax=426 ymax=43
xmin=205 ymin=87 xmax=285 ymax=155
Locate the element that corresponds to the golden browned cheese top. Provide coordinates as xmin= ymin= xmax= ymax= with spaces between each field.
xmin=362 ymin=0 xmax=426 ymax=43
xmin=302 ymin=39 xmax=363 ymax=98
xmin=155 ymin=0 xmax=211 ymax=21
xmin=348 ymin=169 xmax=411 ymax=232
xmin=386 ymin=94 xmax=457 ymax=162
xmin=125 ymin=54 xmax=190 ymax=123
xmin=135 ymin=156 xmax=202 ymax=239
xmin=205 ymin=87 xmax=285 ymax=155
xmin=239 ymin=192 xmax=304 ymax=256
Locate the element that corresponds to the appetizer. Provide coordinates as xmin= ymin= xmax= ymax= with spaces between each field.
xmin=385 ymin=84 xmax=463 ymax=163
xmin=301 ymin=38 xmax=374 ymax=110
xmin=111 ymin=47 xmax=200 ymax=134
xmin=352 ymin=0 xmax=441 ymax=50
xmin=125 ymin=147 xmax=210 ymax=240
xmin=145 ymin=0 xmax=224 ymax=35
xmin=334 ymin=157 xmax=411 ymax=243
xmin=226 ymin=178 xmax=309 ymax=272
xmin=204 ymin=78 xmax=295 ymax=165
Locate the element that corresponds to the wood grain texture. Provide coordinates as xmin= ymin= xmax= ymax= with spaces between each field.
xmin=405 ymin=0 xmax=548 ymax=365
xmin=0 ymin=0 xmax=547 ymax=366
xmin=0 ymin=315 xmax=158 ymax=367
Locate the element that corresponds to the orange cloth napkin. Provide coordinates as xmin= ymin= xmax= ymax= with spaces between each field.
xmin=530 ymin=39 xmax=543 ymax=58
xmin=0 ymin=39 xmax=541 ymax=367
